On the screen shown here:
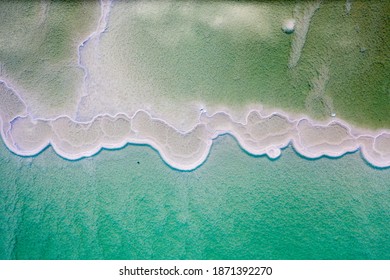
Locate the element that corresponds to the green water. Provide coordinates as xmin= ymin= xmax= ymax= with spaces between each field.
xmin=1 ymin=136 xmax=389 ymax=260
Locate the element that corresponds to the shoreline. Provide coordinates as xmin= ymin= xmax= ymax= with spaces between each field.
xmin=1 ymin=0 xmax=389 ymax=171
xmin=2 ymin=115 xmax=390 ymax=171
xmin=1 ymin=80 xmax=389 ymax=170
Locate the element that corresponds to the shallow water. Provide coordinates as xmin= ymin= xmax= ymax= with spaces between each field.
xmin=1 ymin=135 xmax=389 ymax=259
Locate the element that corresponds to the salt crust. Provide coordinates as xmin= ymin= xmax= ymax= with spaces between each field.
xmin=1 ymin=81 xmax=389 ymax=170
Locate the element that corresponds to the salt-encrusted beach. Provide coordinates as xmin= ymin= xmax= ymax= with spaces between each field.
xmin=0 ymin=0 xmax=389 ymax=170
xmin=1 ymin=0 xmax=390 ymax=263
xmin=1 ymin=79 xmax=389 ymax=170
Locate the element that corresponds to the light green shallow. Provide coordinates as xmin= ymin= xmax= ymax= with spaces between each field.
xmin=1 ymin=1 xmax=388 ymax=127
xmin=0 ymin=136 xmax=389 ymax=260
xmin=97 ymin=0 xmax=389 ymax=128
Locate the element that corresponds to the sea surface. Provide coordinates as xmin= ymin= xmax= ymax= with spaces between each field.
xmin=0 ymin=135 xmax=389 ymax=259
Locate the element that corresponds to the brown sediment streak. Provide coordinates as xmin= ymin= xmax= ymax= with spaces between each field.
xmin=1 ymin=78 xmax=389 ymax=170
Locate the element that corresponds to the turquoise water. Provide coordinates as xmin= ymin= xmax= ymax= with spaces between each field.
xmin=0 ymin=136 xmax=389 ymax=260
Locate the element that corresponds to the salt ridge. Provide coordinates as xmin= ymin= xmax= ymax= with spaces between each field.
xmin=1 ymin=79 xmax=390 ymax=170
xmin=75 ymin=0 xmax=112 ymax=121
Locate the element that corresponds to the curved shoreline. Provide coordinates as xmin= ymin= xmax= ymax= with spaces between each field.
xmin=2 ymin=115 xmax=390 ymax=170
xmin=2 ymin=111 xmax=390 ymax=171
xmin=1 ymin=78 xmax=390 ymax=170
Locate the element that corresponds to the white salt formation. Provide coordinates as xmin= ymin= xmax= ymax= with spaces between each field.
xmin=282 ymin=19 xmax=295 ymax=34
xmin=1 ymin=80 xmax=389 ymax=170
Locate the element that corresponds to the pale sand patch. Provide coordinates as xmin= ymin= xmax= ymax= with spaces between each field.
xmin=295 ymin=119 xmax=358 ymax=158
xmin=374 ymin=133 xmax=390 ymax=156
xmin=8 ymin=117 xmax=52 ymax=154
